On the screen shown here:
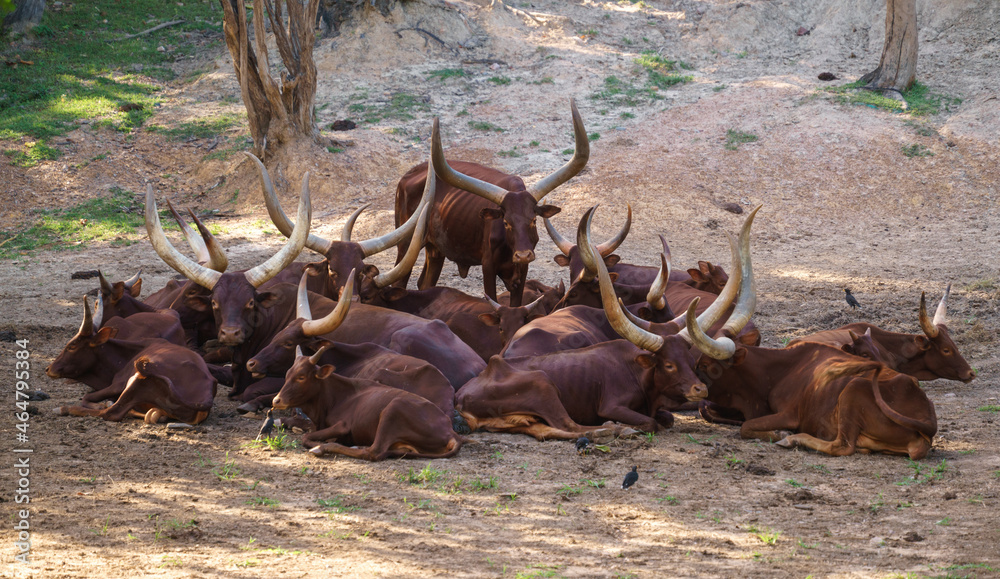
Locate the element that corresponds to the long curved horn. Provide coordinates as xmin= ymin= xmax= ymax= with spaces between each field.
xmin=245 ymin=152 xmax=333 ymax=254
xmin=308 ymin=344 xmax=330 ymax=365
xmin=717 ymin=206 xmax=760 ymax=339
xmin=145 ymin=185 xmax=222 ymax=290
xmin=918 ymin=292 xmax=939 ymax=338
xmin=296 ymin=270 xmax=313 ymax=321
xmin=578 ymin=207 xmax=663 ymax=352
xmin=340 ymin=205 xmax=369 ymax=243
xmin=528 ymin=99 xmax=590 ymax=201
xmin=646 ymin=253 xmax=671 ymax=310
xmin=684 ymin=295 xmax=736 ymax=360
xmin=78 ymin=295 xmax=94 ymax=336
xmin=98 ymin=271 xmax=114 ymax=295
xmin=357 ymin=144 xmax=437 ymax=257
xmin=243 ymin=173 xmax=312 ymax=288
xmin=167 ymin=200 xmax=209 ymax=264
xmin=187 ymin=209 xmax=229 ymax=272
xmin=595 ymin=203 xmax=631 ymax=256
xmin=372 ymin=204 xmax=430 ymax=288
xmin=544 ymin=216 xmax=574 ymax=256
xmin=431 ymin=117 xmax=508 ymax=206
xmin=302 ymin=269 xmax=355 ymax=336
xmin=93 ymin=295 xmax=104 ymax=330
xmin=932 ymin=283 xmax=951 ymax=327
xmin=123 ymin=269 xmax=142 ymax=292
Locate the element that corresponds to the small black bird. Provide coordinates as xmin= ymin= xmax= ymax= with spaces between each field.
xmin=622 ymin=466 xmax=639 ymax=490
xmin=575 ymin=436 xmax=592 ymax=455
xmin=844 ymin=288 xmax=862 ymax=309
xmin=256 ymin=408 xmax=275 ymax=441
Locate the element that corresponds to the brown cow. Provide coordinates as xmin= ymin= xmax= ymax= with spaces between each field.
xmin=273 ymin=347 xmax=464 ymax=461
xmin=788 ymin=285 xmax=975 ymax=383
xmin=46 ymin=298 xmax=216 ymax=424
xmin=394 ymin=100 xmax=589 ymax=306
xmin=247 ymin=150 xmax=435 ymax=299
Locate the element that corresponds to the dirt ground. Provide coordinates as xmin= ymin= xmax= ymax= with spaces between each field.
xmin=3 ymin=0 xmax=1000 ymax=577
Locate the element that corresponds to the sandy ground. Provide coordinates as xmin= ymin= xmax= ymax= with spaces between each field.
xmin=2 ymin=0 xmax=1000 ymax=577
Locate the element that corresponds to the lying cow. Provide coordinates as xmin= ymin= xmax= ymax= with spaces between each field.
xmin=272 ymin=346 xmax=464 ymax=461
xmin=46 ymin=298 xmax=216 ymax=424
xmin=788 ymin=285 xmax=975 ymax=383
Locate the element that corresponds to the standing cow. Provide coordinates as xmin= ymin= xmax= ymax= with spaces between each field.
xmin=394 ymin=99 xmax=590 ymax=306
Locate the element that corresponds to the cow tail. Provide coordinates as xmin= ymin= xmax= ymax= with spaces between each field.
xmin=400 ymin=436 xmax=465 ymax=460
xmin=816 ymin=359 xmax=881 ymax=384
xmin=869 ymin=368 xmax=937 ymax=437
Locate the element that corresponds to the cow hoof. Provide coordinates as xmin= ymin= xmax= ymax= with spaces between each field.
xmin=309 ymin=446 xmax=325 ymax=456
xmin=236 ymin=402 xmax=260 ymax=415
xmin=775 ymin=437 xmax=795 ymax=448
xmin=53 ymin=406 xmax=69 ymax=416
xmin=617 ymin=427 xmax=642 ymax=438
xmin=452 ymin=412 xmax=472 ymax=435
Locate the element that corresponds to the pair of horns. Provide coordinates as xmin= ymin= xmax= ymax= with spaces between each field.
xmin=919 ymin=283 xmax=951 ymax=338
xmin=484 ymin=293 xmax=546 ymax=315
xmin=546 ymin=203 xmax=632 ymax=261
xmin=165 ymin=199 xmax=229 ymax=271
xmin=247 ymin=150 xmax=434 ymax=259
xmin=145 ymin=177 xmax=311 ymax=290
xmin=297 ymin=268 xmax=355 ymax=337
xmin=98 ymin=269 xmax=142 ymax=296
xmin=431 ymin=99 xmax=589 ymax=205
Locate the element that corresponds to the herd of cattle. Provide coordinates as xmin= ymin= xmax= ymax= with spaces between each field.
xmin=44 ymin=100 xmax=975 ymax=462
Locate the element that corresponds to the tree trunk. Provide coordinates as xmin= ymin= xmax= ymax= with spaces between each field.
xmin=218 ymin=0 xmax=320 ymax=158
xmin=3 ymin=0 xmax=46 ymax=34
xmin=859 ymin=0 xmax=917 ymax=93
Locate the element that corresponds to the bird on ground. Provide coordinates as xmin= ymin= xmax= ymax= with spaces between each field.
xmin=844 ymin=288 xmax=862 ymax=309
xmin=622 ymin=466 xmax=638 ymax=490
xmin=256 ymin=408 xmax=275 ymax=441
xmin=575 ymin=436 xmax=592 ymax=455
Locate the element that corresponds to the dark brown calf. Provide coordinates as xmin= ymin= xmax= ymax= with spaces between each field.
xmin=273 ymin=348 xmax=463 ymax=461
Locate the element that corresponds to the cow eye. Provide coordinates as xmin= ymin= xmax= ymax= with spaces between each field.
xmin=663 ymin=363 xmax=675 ymax=372
xmin=211 ymin=300 xmax=219 ymax=309
xmin=942 ymin=348 xmax=952 ymax=355
xmin=296 ymin=375 xmax=306 ymax=382
xmin=246 ymin=300 xmax=255 ymax=309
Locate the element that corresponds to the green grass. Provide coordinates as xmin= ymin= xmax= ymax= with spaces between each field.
xmin=591 ymin=75 xmax=661 ymax=108
xmin=0 ymin=0 xmax=221 ymax=148
xmin=246 ymin=496 xmax=279 ymax=508
xmin=468 ymin=120 xmax=505 ymax=132
xmin=246 ymin=430 xmax=299 ymax=451
xmin=978 ymin=405 xmax=1000 ymax=413
xmin=896 ymin=459 xmax=948 ymax=486
xmin=823 ymin=80 xmax=962 ymax=116
xmin=747 ymin=524 xmax=781 ymax=545
xmin=0 ymin=186 xmax=176 ymax=258
xmin=147 ymin=113 xmax=245 ymax=141
xmin=902 ymin=143 xmax=934 ymax=158
xmin=488 ymin=76 xmax=512 ymax=86
xmin=352 ymin=92 xmax=430 ymax=124
xmin=427 ymin=68 xmax=467 ymax=81
xmin=3 ymin=140 xmax=60 ymax=167
xmin=724 ymin=129 xmax=758 ymax=150
xmin=400 ymin=463 xmax=447 ymax=486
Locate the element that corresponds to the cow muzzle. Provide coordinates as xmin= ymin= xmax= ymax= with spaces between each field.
xmin=512 ymin=250 xmax=535 ymax=264
xmin=961 ymin=368 xmax=976 ymax=383
xmin=217 ymin=326 xmax=245 ymax=346
xmin=686 ymin=382 xmax=708 ymax=401
xmin=271 ymin=395 xmax=289 ymax=410
xmin=45 ymin=365 xmax=60 ymax=379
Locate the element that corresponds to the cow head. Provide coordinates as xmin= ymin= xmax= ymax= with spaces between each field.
xmin=478 ymin=294 xmax=549 ymax=345
xmin=247 ymin=150 xmax=435 ymax=298
xmin=145 ymin=176 xmax=311 ymax=347
xmin=272 ymin=346 xmax=335 ymax=410
xmin=545 ymin=205 xmax=632 ymax=281
xmin=686 ymin=261 xmax=729 ymax=295
xmin=912 ymin=285 xmax=975 ymax=382
xmin=841 ymin=327 xmax=883 ymax=361
xmin=246 ymin=270 xmax=354 ymax=377
xmin=46 ymin=297 xmax=118 ymax=379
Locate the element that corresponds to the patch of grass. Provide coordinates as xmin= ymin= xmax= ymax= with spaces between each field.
xmin=785 ymin=478 xmax=805 ymax=488
xmin=724 ymin=129 xmax=758 ymax=150
xmin=498 ymin=147 xmax=523 ymax=158
xmin=747 ymin=524 xmax=781 ymax=545
xmin=90 ymin=516 xmax=111 ymax=536
xmin=591 ymin=75 xmax=661 ymax=108
xmin=647 ymin=70 xmax=693 ymax=89
xmin=159 ymin=555 xmax=182 ymax=568
xmin=902 ymin=143 xmax=934 ymax=158
xmin=318 ymin=496 xmax=360 ymax=514
xmin=147 ymin=113 xmax=245 ymax=141
xmin=469 ymin=120 xmax=505 ymax=132
xmin=356 ymin=92 xmax=430 ymax=124
xmin=977 ymin=405 xmax=1000 ymax=413
xmin=896 ymin=459 xmax=948 ymax=486
xmin=427 ymin=68 xmax=466 ymax=81
xmin=516 ymin=564 xmax=566 ymax=579
xmin=246 ymin=496 xmax=279 ymax=508
xmin=713 ymin=84 xmax=728 ymax=92
xmin=469 ymin=477 xmax=499 ymax=492
xmin=823 ymin=80 xmax=961 ymax=116
xmin=400 ymin=463 xmax=447 ymax=487
xmin=578 ymin=28 xmax=598 ymax=39
xmin=246 ymin=429 xmax=299 ymax=451
xmin=621 ymin=111 xmax=635 ymax=119
xmin=326 ymin=146 xmax=345 ymax=154
xmin=965 ymin=277 xmax=995 ymax=292
xmin=588 ymin=132 xmax=601 ymax=142
xmin=212 ymin=452 xmax=241 ymax=481
xmin=869 ymin=493 xmax=885 ymax=514
xmin=657 ymin=495 xmax=679 ymax=505
xmin=488 ymin=76 xmax=512 ymax=86
xmin=531 ymin=77 xmax=555 ymax=85
xmin=0 ymin=0 xmax=221 ymax=143
xmin=4 ymin=140 xmax=61 ymax=167
xmin=635 ymin=51 xmax=679 ymax=72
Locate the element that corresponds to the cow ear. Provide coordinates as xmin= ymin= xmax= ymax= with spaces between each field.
xmin=637 ymin=307 xmax=653 ymax=321
xmin=110 ymin=284 xmax=126 ymax=302
xmin=731 ymin=347 xmax=749 ymax=365
xmin=316 ymin=365 xmax=336 ymax=379
xmin=128 ymin=279 xmax=143 ymax=297
xmin=634 ymin=353 xmax=657 ymax=369
xmin=841 ymin=344 xmax=856 ymax=355
xmin=535 ymin=205 xmax=561 ymax=219
xmin=256 ymin=292 xmax=281 ymax=309
xmin=480 ymin=208 xmax=504 ymax=222
xmin=90 ymin=326 xmax=118 ymax=346
xmin=699 ymin=261 xmax=713 ymax=275
xmin=185 ymin=295 xmax=211 ymax=312
xmin=609 ymin=272 xmax=619 ymax=283
xmin=687 ymin=268 xmax=708 ymax=283
xmin=603 ymin=254 xmax=621 ymax=267
xmin=553 ymin=254 xmax=571 ymax=267
xmin=362 ymin=264 xmax=380 ymax=279
xmin=381 ymin=287 xmax=409 ymax=302
xmin=915 ymin=335 xmax=931 ymax=351
xmin=478 ymin=312 xmax=501 ymax=326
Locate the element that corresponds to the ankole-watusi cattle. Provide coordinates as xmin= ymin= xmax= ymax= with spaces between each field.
xmin=46 ymin=298 xmax=216 ymax=424
xmin=788 ymin=284 xmax=975 ymax=383
xmin=246 ymin=150 xmax=436 ymax=300
xmin=272 ymin=346 xmax=465 ymax=461
xmin=393 ymin=99 xmax=589 ymax=307
xmin=454 ymin=207 xmax=727 ymax=439
xmin=238 ymin=272 xmax=458 ymax=422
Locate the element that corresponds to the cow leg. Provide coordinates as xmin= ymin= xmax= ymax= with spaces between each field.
xmin=457 ymin=382 xmax=606 ymax=441
xmin=698 ymin=401 xmax=746 ymax=425
xmin=301 ymin=421 xmax=351 ymax=449
xmin=596 ymin=402 xmax=660 ymax=433
xmin=776 ymin=433 xmax=857 ymax=456
xmin=482 ymin=259 xmax=499 ymax=302
xmin=80 ymin=383 xmax=127 ymax=405
xmin=417 ymin=247 xmax=446 ymax=290
xmin=740 ymin=412 xmax=800 ymax=442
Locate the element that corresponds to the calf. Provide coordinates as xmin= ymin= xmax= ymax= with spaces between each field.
xmin=788 ymin=285 xmax=975 ymax=383
xmin=46 ymin=298 xmax=216 ymax=423
xmin=273 ymin=347 xmax=464 ymax=461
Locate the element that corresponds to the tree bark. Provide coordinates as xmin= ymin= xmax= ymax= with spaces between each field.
xmin=218 ymin=0 xmax=320 ymax=157
xmin=859 ymin=0 xmax=917 ymax=93
xmin=3 ymin=0 xmax=45 ymax=34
